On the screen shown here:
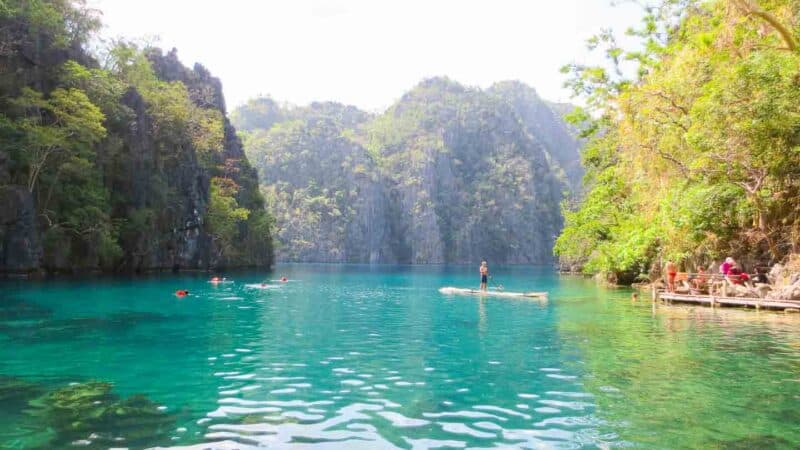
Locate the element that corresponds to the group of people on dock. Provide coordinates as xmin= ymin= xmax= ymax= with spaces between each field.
xmin=663 ymin=257 xmax=770 ymax=295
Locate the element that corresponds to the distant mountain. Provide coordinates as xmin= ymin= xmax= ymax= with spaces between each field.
xmin=234 ymin=78 xmax=582 ymax=264
xmin=231 ymin=98 xmax=372 ymax=132
xmin=240 ymin=104 xmax=389 ymax=262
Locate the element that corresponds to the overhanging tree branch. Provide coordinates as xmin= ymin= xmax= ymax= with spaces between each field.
xmin=641 ymin=143 xmax=691 ymax=178
xmin=732 ymin=0 xmax=798 ymax=52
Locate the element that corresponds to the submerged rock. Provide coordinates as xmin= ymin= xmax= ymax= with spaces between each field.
xmin=0 ymin=297 xmax=52 ymax=321
xmin=26 ymin=381 xmax=175 ymax=449
xmin=106 ymin=310 xmax=172 ymax=325
xmin=0 ymin=375 xmax=44 ymax=407
xmin=0 ymin=311 xmax=174 ymax=342
xmin=718 ymin=434 xmax=794 ymax=449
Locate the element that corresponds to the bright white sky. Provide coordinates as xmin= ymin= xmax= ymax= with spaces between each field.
xmin=87 ymin=0 xmax=643 ymax=112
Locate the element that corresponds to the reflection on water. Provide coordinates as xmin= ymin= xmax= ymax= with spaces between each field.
xmin=0 ymin=265 xmax=799 ymax=449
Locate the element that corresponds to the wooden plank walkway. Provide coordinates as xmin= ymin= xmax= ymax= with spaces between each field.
xmin=656 ymin=290 xmax=800 ymax=311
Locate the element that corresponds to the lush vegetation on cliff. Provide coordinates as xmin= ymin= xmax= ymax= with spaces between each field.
xmin=555 ymin=0 xmax=800 ymax=279
xmin=234 ymin=79 xmax=582 ymax=263
xmin=0 ymin=0 xmax=272 ymax=272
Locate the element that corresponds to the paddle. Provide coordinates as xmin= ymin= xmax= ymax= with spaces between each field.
xmin=489 ymin=275 xmax=504 ymax=291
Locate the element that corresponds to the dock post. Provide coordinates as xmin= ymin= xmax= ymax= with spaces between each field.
xmin=652 ymin=286 xmax=657 ymax=303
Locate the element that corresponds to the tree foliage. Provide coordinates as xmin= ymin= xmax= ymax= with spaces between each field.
xmin=9 ymin=86 xmax=106 ymax=191
xmin=555 ymin=0 xmax=800 ymax=278
xmin=207 ymin=177 xmax=250 ymax=258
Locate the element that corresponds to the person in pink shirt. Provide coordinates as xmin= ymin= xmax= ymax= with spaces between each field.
xmin=720 ymin=257 xmax=735 ymax=275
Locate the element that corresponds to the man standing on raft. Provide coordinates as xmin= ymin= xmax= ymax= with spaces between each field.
xmin=480 ymin=261 xmax=489 ymax=291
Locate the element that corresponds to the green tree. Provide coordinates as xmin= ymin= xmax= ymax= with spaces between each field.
xmin=557 ymin=0 xmax=800 ymax=278
xmin=207 ymin=177 xmax=250 ymax=259
xmin=10 ymin=87 xmax=105 ymax=192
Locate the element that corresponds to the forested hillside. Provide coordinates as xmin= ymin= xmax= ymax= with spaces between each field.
xmin=0 ymin=0 xmax=272 ymax=273
xmin=555 ymin=0 xmax=800 ymax=282
xmin=235 ymin=78 xmax=582 ymax=263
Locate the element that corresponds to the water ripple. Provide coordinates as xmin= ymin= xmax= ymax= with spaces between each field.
xmin=5 ymin=266 xmax=800 ymax=449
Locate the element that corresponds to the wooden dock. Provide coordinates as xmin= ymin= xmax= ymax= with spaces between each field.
xmin=655 ymin=290 xmax=800 ymax=311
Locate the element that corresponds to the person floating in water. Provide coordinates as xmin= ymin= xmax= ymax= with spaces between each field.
xmin=175 ymin=290 xmax=189 ymax=297
xmin=479 ymin=261 xmax=489 ymax=291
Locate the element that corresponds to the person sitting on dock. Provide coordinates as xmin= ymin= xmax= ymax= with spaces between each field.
xmin=479 ymin=261 xmax=489 ymax=291
xmin=727 ymin=266 xmax=750 ymax=285
xmin=720 ymin=257 xmax=735 ymax=276
xmin=689 ymin=267 xmax=709 ymax=293
xmin=751 ymin=268 xmax=769 ymax=285
xmin=751 ymin=268 xmax=772 ymax=298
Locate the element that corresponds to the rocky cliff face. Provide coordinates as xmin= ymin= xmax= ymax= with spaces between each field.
xmin=100 ymin=84 xmax=213 ymax=271
xmin=236 ymin=78 xmax=581 ymax=264
xmin=0 ymin=184 xmax=41 ymax=271
xmin=116 ymin=48 xmax=272 ymax=271
xmin=245 ymin=110 xmax=394 ymax=263
xmin=0 ymin=0 xmax=272 ymax=273
xmin=488 ymin=81 xmax=584 ymax=190
xmin=377 ymin=78 xmax=565 ymax=263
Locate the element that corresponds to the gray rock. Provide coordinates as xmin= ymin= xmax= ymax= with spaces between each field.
xmin=0 ymin=186 xmax=42 ymax=271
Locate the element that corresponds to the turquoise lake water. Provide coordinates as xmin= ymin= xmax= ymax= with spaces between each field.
xmin=1 ymin=264 xmax=799 ymax=449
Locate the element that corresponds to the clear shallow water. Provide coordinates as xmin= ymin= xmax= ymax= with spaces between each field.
xmin=1 ymin=264 xmax=799 ymax=449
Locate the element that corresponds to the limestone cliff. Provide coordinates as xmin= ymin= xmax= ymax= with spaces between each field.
xmin=245 ymin=112 xmax=393 ymax=262
xmin=376 ymin=78 xmax=565 ymax=263
xmin=488 ymin=81 xmax=583 ymax=190
xmin=0 ymin=1 xmax=272 ymax=273
xmin=236 ymin=78 xmax=580 ymax=264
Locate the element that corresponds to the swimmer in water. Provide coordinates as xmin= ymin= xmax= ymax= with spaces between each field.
xmin=176 ymin=290 xmax=189 ymax=297
xmin=280 ymin=277 xmax=288 ymax=282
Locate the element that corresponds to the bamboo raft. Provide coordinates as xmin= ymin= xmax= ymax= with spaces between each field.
xmin=439 ymin=287 xmax=548 ymax=299
xmin=655 ymin=290 xmax=800 ymax=311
